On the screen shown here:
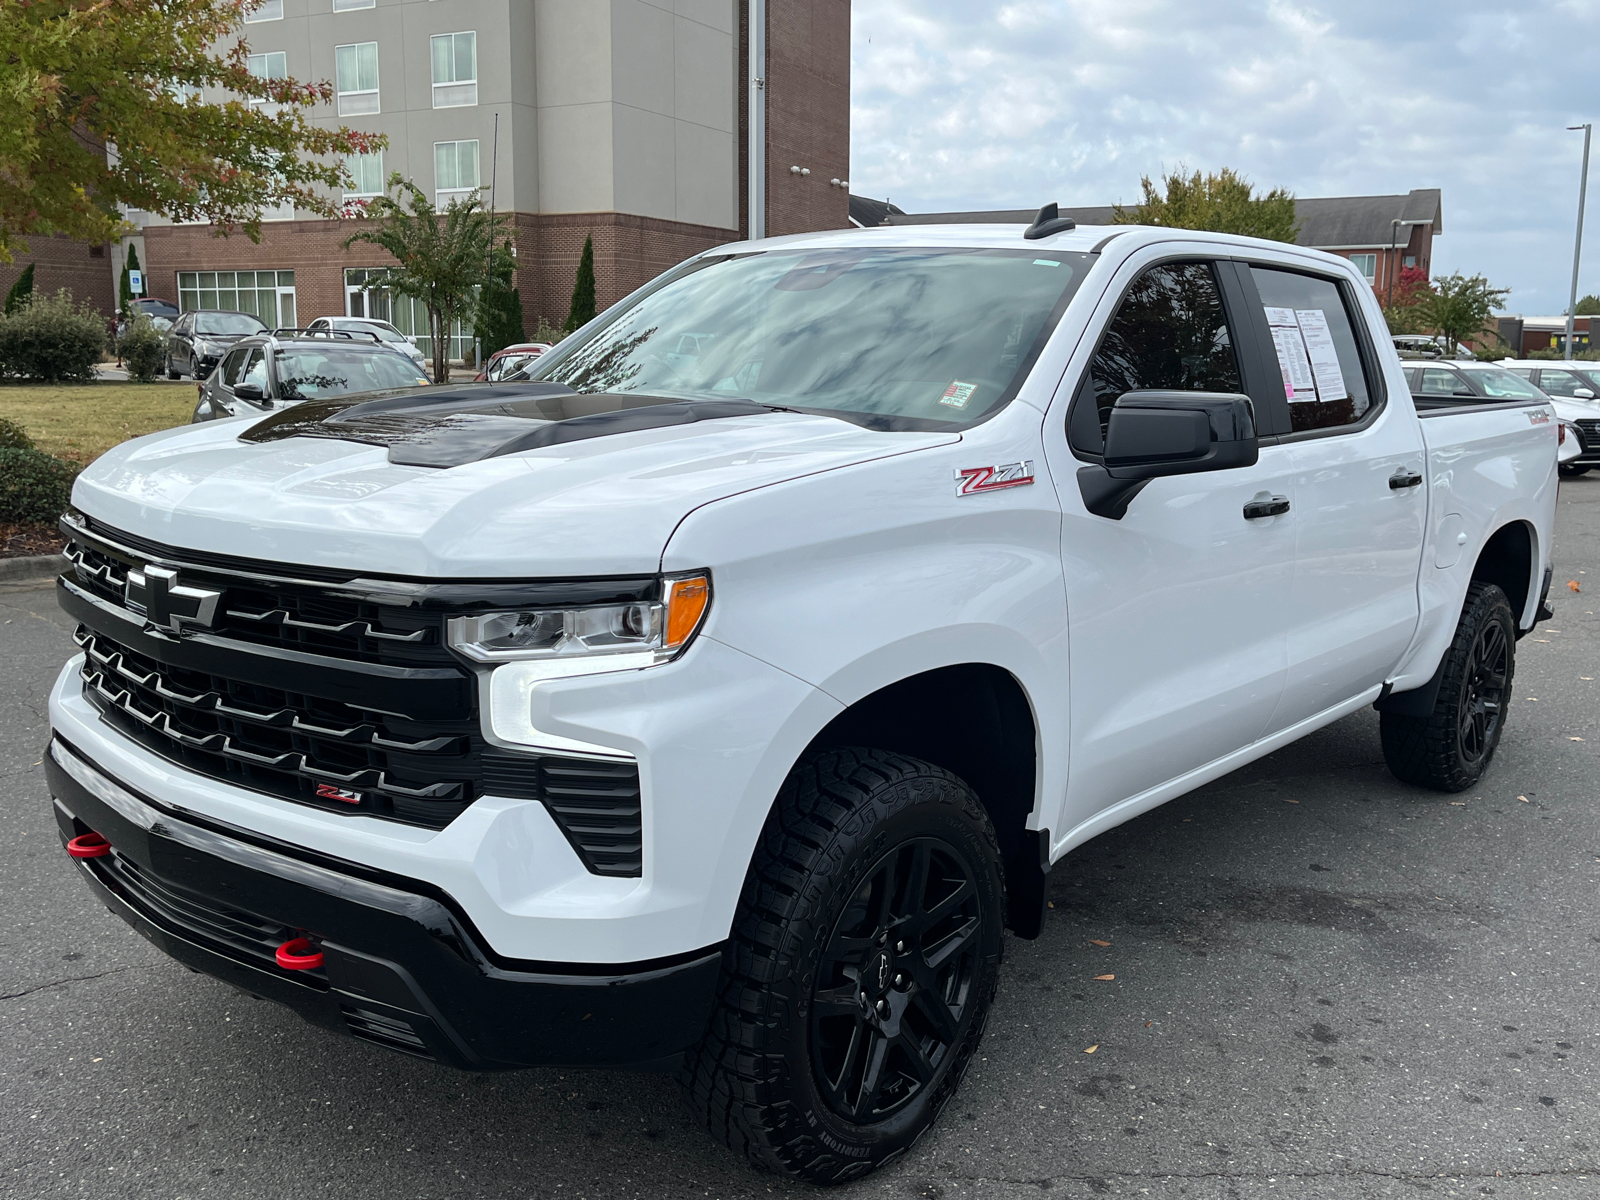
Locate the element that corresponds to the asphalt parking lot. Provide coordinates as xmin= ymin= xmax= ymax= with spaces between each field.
xmin=5 ymin=484 xmax=1600 ymax=1200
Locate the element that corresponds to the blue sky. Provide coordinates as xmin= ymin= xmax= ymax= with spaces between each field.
xmin=849 ymin=1 xmax=1600 ymax=315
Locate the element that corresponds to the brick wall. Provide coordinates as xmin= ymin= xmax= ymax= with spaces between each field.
xmin=764 ymin=0 xmax=851 ymax=236
xmin=0 ymin=235 xmax=116 ymax=318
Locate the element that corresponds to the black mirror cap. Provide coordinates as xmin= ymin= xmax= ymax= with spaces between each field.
xmin=1102 ymin=390 xmax=1258 ymax=479
xmin=232 ymin=382 xmax=266 ymax=404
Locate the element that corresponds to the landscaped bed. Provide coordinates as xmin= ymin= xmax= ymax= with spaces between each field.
xmin=0 ymin=381 xmax=196 ymax=559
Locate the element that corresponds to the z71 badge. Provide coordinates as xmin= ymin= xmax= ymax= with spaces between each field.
xmin=955 ymin=460 xmax=1035 ymax=496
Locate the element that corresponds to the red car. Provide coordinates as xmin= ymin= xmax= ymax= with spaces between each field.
xmin=474 ymin=342 xmax=552 ymax=382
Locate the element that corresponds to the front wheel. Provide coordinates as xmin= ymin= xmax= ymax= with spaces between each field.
xmin=680 ymin=748 xmax=1004 ymax=1184
xmin=1381 ymin=582 xmax=1516 ymax=792
xmin=1559 ymin=464 xmax=1591 ymax=478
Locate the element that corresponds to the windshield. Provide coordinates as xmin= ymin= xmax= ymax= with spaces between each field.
xmin=530 ymin=247 xmax=1091 ymax=429
xmin=275 ymin=347 xmax=428 ymax=401
xmin=195 ymin=312 xmax=267 ymax=336
xmin=1467 ymin=368 xmax=1545 ymax=400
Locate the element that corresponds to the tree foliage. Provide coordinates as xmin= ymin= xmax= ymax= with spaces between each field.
xmin=117 ymin=314 xmax=166 ymax=382
xmin=0 ymin=288 xmax=104 ymax=381
xmin=565 ymin=235 xmax=597 ymax=332
xmin=342 ymin=174 xmax=504 ymax=381
xmin=1382 ymin=266 xmax=1435 ymax=335
xmin=118 ymin=243 xmax=141 ymax=315
xmin=474 ymin=244 xmax=524 ymax=358
xmin=1417 ymin=273 xmax=1511 ymax=355
xmin=5 ymin=264 xmax=37 ymax=315
xmin=1574 ymin=294 xmax=1600 ymax=316
xmin=1113 ymin=167 xmax=1300 ymax=243
xmin=0 ymin=0 xmax=384 ymax=261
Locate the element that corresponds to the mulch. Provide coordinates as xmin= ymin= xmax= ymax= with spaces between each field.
xmin=0 ymin=521 xmax=66 ymax=560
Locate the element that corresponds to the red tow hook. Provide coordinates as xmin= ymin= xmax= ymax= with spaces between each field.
xmin=66 ymin=832 xmax=112 ymax=859
xmin=275 ymin=937 xmax=325 ymax=971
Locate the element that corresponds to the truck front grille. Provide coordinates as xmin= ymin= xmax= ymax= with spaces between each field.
xmin=483 ymin=754 xmax=644 ymax=877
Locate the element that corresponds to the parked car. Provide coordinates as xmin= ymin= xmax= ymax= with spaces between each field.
xmin=116 ymin=297 xmax=181 ymax=342
xmin=50 ymin=218 xmax=1557 ymax=1184
xmin=1498 ymin=359 xmax=1600 ymax=475
xmin=1393 ymin=332 xmax=1473 ymax=360
xmin=474 ymin=341 xmax=553 ymax=382
xmin=164 ymin=310 xmax=268 ymax=380
xmin=188 ymin=328 xmax=433 ymax=422
xmin=306 ymin=314 xmax=429 ymax=371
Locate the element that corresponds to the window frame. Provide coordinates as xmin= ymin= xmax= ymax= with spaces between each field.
xmin=1347 ymin=252 xmax=1377 ymax=282
xmin=335 ymin=42 xmax=380 ymax=116
xmin=1065 ymin=255 xmax=1271 ymax=461
xmin=244 ymin=0 xmax=284 ymax=22
xmin=1233 ymin=259 xmax=1388 ymax=444
xmin=430 ymin=31 xmax=478 ymax=108
xmin=343 ymin=149 xmax=385 ymax=198
xmin=433 ymin=139 xmax=480 ymax=205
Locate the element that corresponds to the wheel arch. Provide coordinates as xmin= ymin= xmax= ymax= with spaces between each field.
xmin=801 ymin=662 xmax=1050 ymax=938
xmin=1470 ymin=518 xmax=1539 ymax=630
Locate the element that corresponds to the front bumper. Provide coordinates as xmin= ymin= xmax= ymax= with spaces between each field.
xmin=47 ymin=736 xmax=721 ymax=1069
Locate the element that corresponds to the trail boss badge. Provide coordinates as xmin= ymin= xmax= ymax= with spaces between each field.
xmin=955 ymin=460 xmax=1035 ymax=496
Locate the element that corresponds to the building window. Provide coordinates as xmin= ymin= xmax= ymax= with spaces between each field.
xmin=247 ymin=51 xmax=288 ymax=111
xmin=431 ymin=32 xmax=477 ymax=108
xmin=245 ymin=0 xmax=283 ymax=22
xmin=333 ymin=0 xmax=374 ymax=8
xmin=336 ymin=42 xmax=380 ymax=115
xmin=178 ymin=270 xmax=297 ymax=329
xmin=346 ymin=267 xmax=472 ymax=361
xmin=1348 ymin=253 xmax=1377 ymax=283
xmin=1403 ymin=254 xmax=1416 ymax=269
xmin=434 ymin=139 xmax=480 ymax=206
xmin=344 ymin=151 xmax=385 ymax=198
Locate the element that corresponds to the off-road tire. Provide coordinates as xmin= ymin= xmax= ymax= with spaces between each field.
xmin=1381 ymin=581 xmax=1516 ymax=792
xmin=679 ymin=747 xmax=1005 ymax=1184
xmin=1559 ymin=464 xmax=1591 ymax=478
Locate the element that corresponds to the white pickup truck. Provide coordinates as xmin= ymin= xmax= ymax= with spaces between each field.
xmin=48 ymin=211 xmax=1557 ymax=1183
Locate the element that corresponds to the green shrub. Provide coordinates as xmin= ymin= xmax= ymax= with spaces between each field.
xmin=0 ymin=289 xmax=107 ymax=383
xmin=0 ymin=447 xmax=77 ymax=524
xmin=118 ymin=314 xmax=167 ymax=383
xmin=0 ymin=417 xmax=33 ymax=450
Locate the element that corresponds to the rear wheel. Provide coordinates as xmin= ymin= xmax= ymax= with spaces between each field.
xmin=1559 ymin=464 xmax=1591 ymax=477
xmin=1381 ymin=582 xmax=1515 ymax=792
xmin=165 ymin=355 xmax=181 ymax=380
xmin=680 ymin=748 xmax=1004 ymax=1184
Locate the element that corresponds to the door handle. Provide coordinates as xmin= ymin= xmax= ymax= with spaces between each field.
xmin=1243 ymin=495 xmax=1291 ymax=519
xmin=1389 ymin=469 xmax=1423 ymax=490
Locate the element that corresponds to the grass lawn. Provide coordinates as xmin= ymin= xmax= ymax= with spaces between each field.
xmin=0 ymin=381 xmax=197 ymax=464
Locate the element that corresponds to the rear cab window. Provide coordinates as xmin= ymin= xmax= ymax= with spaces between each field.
xmin=1246 ymin=267 xmax=1375 ymax=434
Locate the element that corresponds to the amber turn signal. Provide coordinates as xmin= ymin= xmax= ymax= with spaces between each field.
xmin=664 ymin=574 xmax=711 ymax=650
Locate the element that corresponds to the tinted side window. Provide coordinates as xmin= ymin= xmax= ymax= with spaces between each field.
xmin=218 ymin=348 xmax=249 ymax=389
xmin=1248 ymin=267 xmax=1373 ymax=433
xmin=1537 ymin=369 xmax=1591 ymax=398
xmin=1419 ymin=368 xmax=1471 ymax=396
xmin=239 ymin=349 xmax=269 ymax=394
xmin=1085 ymin=261 xmax=1242 ymax=438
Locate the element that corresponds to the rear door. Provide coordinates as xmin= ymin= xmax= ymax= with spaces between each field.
xmin=1239 ymin=264 xmax=1427 ymax=728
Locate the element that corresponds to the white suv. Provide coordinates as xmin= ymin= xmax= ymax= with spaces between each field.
xmin=307 ymin=315 xmax=428 ymax=370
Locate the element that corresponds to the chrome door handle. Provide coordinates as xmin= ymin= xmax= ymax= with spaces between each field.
xmin=1389 ymin=470 xmax=1423 ymax=489
xmin=1243 ymin=495 xmax=1291 ymax=519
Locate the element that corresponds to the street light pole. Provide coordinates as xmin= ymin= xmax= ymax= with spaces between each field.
xmin=748 ymin=0 xmax=766 ymax=241
xmin=1565 ymin=124 xmax=1592 ymax=360
xmin=1387 ymin=219 xmax=1402 ymax=310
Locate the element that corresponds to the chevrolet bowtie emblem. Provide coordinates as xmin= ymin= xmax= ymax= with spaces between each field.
xmin=126 ymin=565 xmax=222 ymax=634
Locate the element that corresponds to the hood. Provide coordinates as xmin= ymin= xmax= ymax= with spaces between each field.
xmin=1548 ymin=395 xmax=1600 ymax=420
xmin=72 ymin=388 xmax=957 ymax=578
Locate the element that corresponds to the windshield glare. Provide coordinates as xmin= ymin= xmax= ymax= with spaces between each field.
xmin=531 ymin=247 xmax=1090 ymax=429
xmin=275 ymin=347 xmax=426 ymax=400
xmin=196 ymin=313 xmax=266 ymax=336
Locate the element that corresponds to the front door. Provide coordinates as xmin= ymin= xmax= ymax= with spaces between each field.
xmin=1047 ymin=257 xmax=1298 ymax=831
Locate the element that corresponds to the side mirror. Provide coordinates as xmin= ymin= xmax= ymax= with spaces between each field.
xmin=1078 ymin=391 xmax=1258 ymax=519
xmin=233 ymin=382 xmax=266 ymax=405
xmin=406 ymin=334 xmax=417 ymax=344
xmin=1575 ymin=388 xmax=1595 ymax=400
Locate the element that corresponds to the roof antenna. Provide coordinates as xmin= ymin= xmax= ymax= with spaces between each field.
xmin=1024 ymin=202 xmax=1076 ymax=240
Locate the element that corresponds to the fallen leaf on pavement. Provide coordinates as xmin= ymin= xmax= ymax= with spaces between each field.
xmin=1084 ymin=1045 xmax=1099 ymax=1054
xmin=1090 ymin=939 xmax=1111 ymax=946
xmin=1450 ymin=801 xmax=1466 ymax=806
xmin=1518 ymin=795 xmax=1530 ymax=802
xmin=1571 ymin=737 xmax=1585 ymax=742
xmin=1284 ymin=799 xmax=1300 ymax=804
xmin=1047 ymin=901 xmax=1055 ymax=908
xmin=1569 ymin=580 xmax=1582 ymax=592
xmin=1093 ymin=974 xmax=1115 ymax=981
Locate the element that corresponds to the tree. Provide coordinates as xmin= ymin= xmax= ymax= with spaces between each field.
xmin=1574 ymin=294 xmax=1600 ymax=316
xmin=1417 ymin=272 xmax=1511 ymax=355
xmin=474 ymin=242 xmax=525 ymax=358
xmin=118 ymin=244 xmax=141 ymax=316
xmin=343 ymin=174 xmax=503 ymax=382
xmin=565 ymin=235 xmax=597 ymax=332
xmin=5 ymin=264 xmax=36 ymax=315
xmin=1382 ymin=265 xmax=1434 ymax=335
xmin=1113 ymin=167 xmax=1300 ymax=243
xmin=0 ymin=0 xmax=384 ymax=262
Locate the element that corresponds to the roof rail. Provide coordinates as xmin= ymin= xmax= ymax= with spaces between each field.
xmin=269 ymin=327 xmax=382 ymax=343
xmin=1023 ymin=202 xmax=1077 ymax=241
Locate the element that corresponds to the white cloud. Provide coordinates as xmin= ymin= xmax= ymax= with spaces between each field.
xmin=851 ymin=0 xmax=1600 ymax=311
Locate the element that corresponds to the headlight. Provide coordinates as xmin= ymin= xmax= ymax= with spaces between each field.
xmin=447 ymin=572 xmax=711 ymax=665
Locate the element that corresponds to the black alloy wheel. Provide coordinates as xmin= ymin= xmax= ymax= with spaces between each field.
xmin=1380 ymin=581 xmax=1516 ymax=792
xmin=810 ymin=837 xmax=982 ymax=1124
xmin=1456 ymin=612 xmax=1509 ymax=767
xmin=680 ymin=748 xmax=1004 ymax=1184
xmin=189 ymin=353 xmax=200 ymax=380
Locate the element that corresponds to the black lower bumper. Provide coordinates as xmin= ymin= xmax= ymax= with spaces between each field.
xmin=46 ymin=736 xmax=721 ymax=1070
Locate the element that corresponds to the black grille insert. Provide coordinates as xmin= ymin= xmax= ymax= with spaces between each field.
xmin=483 ymin=754 xmax=643 ymax=877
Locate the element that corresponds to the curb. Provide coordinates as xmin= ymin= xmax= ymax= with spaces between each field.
xmin=0 ymin=553 xmax=66 ymax=585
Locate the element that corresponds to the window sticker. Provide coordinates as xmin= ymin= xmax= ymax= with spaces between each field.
xmin=939 ymin=380 xmax=979 ymax=409
xmin=1293 ymin=309 xmax=1349 ymax=402
xmin=1270 ymin=325 xmax=1317 ymax=403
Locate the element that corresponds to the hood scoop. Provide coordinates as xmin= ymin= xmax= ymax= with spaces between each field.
xmin=239 ymin=383 xmax=783 ymax=468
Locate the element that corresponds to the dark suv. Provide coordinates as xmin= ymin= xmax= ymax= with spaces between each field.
xmin=190 ymin=329 xmax=433 ymax=422
xmin=165 ymin=310 xmax=268 ymax=380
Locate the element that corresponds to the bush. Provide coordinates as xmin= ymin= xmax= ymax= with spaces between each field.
xmin=0 ymin=290 xmax=106 ymax=382
xmin=118 ymin=315 xmax=167 ymax=382
xmin=0 ymin=447 xmax=77 ymax=524
xmin=0 ymin=417 xmax=33 ymax=450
